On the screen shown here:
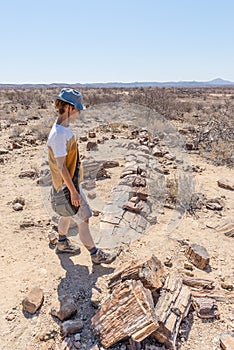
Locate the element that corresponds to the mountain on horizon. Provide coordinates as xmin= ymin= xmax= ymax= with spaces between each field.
xmin=0 ymin=78 xmax=234 ymax=88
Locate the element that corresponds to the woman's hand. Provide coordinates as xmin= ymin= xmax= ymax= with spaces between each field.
xmin=70 ymin=190 xmax=81 ymax=207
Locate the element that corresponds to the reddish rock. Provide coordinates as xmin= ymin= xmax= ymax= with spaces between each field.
xmin=220 ymin=331 xmax=234 ymax=350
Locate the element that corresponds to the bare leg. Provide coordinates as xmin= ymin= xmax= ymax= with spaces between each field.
xmin=58 ymin=216 xmax=71 ymax=236
xmin=77 ymin=219 xmax=95 ymax=251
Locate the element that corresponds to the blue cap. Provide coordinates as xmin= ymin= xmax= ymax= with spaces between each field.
xmin=53 ymin=88 xmax=85 ymax=110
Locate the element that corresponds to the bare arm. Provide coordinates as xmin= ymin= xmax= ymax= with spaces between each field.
xmin=56 ymin=156 xmax=80 ymax=207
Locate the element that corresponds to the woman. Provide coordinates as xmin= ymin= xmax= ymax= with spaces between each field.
xmin=47 ymin=88 xmax=116 ymax=264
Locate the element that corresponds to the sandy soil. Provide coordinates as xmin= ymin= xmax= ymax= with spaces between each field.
xmin=0 ymin=109 xmax=233 ymax=350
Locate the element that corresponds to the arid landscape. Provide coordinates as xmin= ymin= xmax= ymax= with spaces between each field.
xmin=0 ymin=86 xmax=233 ymax=350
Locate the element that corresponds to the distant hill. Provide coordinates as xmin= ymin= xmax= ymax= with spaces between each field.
xmin=0 ymin=78 xmax=234 ymax=89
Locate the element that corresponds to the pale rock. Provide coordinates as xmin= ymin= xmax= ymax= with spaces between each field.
xmin=51 ymin=294 xmax=77 ymax=321
xmin=22 ymin=287 xmax=44 ymax=314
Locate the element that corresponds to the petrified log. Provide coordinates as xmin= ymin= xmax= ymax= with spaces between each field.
xmin=192 ymin=297 xmax=219 ymax=319
xmin=91 ymin=280 xmax=159 ymax=348
xmin=182 ymin=277 xmax=215 ymax=290
xmin=108 ymin=255 xmax=164 ymax=291
xmin=191 ymin=289 xmax=234 ymax=302
xmin=185 ymin=244 xmax=210 ymax=270
xmin=153 ymin=277 xmax=191 ymax=350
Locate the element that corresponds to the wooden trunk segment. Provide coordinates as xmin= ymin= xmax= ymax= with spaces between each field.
xmin=91 ymin=280 xmax=159 ymax=348
xmin=191 ymin=289 xmax=234 ymax=302
xmin=185 ymin=244 xmax=210 ymax=270
xmin=108 ymin=255 xmax=164 ymax=292
xmin=182 ymin=277 xmax=215 ymax=290
xmin=153 ymin=276 xmax=191 ymax=349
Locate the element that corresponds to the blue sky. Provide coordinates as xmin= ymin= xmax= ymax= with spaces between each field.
xmin=1 ymin=0 xmax=234 ymax=83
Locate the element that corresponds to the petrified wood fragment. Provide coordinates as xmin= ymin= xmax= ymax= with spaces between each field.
xmin=192 ymin=297 xmax=219 ymax=319
xmin=185 ymin=244 xmax=210 ymax=270
xmin=91 ymin=280 xmax=159 ymax=348
xmin=108 ymin=255 xmax=164 ymax=291
xmin=153 ymin=277 xmax=191 ymax=349
xmin=182 ymin=277 xmax=215 ymax=290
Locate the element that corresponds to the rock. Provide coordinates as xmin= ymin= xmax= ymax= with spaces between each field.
xmin=74 ymin=341 xmax=81 ymax=349
xmin=61 ymin=319 xmax=84 ymax=336
xmin=87 ymin=191 xmax=96 ymax=200
xmin=96 ymin=167 xmax=111 ymax=179
xmin=86 ymin=141 xmax=98 ymax=151
xmin=82 ymin=180 xmax=96 ymax=190
xmin=88 ymin=131 xmax=96 ymax=138
xmin=79 ymin=135 xmax=88 ymax=142
xmin=51 ymin=294 xmax=77 ymax=321
xmin=12 ymin=196 xmax=25 ymax=206
xmin=220 ymin=331 xmax=234 ymax=350
xmin=192 ymin=297 xmax=219 ymax=319
xmin=217 ymin=179 xmax=234 ymax=191
xmin=0 ymin=148 xmax=9 ymax=155
xmin=13 ymin=202 xmax=24 ymax=211
xmin=152 ymin=146 xmax=164 ymax=157
xmin=220 ymin=282 xmax=233 ymax=291
xmin=20 ymin=220 xmax=35 ymax=228
xmin=48 ymin=232 xmax=58 ymax=245
xmin=19 ymin=170 xmax=38 ymax=179
xmin=22 ymin=287 xmax=44 ymax=314
xmin=102 ymin=161 xmax=119 ymax=168
xmin=11 ymin=141 xmax=22 ymax=149
xmin=91 ymin=288 xmax=103 ymax=308
xmin=205 ymin=198 xmax=223 ymax=210
xmin=185 ymin=244 xmax=210 ymax=270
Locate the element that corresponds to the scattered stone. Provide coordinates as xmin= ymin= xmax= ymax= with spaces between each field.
xmin=217 ymin=179 xmax=234 ymax=191
xmin=79 ymin=135 xmax=88 ymax=142
xmin=74 ymin=341 xmax=81 ymax=349
xmin=82 ymin=180 xmax=96 ymax=190
xmin=216 ymin=221 xmax=234 ymax=238
xmin=205 ymin=198 xmax=223 ymax=210
xmin=61 ymin=319 xmax=84 ymax=336
xmin=220 ymin=282 xmax=233 ymax=291
xmin=92 ymin=210 xmax=101 ymax=217
xmin=152 ymin=146 xmax=164 ymax=157
xmin=184 ymin=263 xmax=194 ymax=271
xmin=103 ymin=161 xmax=119 ymax=168
xmin=96 ymin=167 xmax=111 ymax=179
xmin=13 ymin=196 xmax=25 ymax=206
xmin=20 ymin=219 xmax=35 ymax=229
xmin=11 ymin=141 xmax=22 ymax=149
xmin=164 ymin=257 xmax=173 ymax=268
xmin=51 ymin=294 xmax=77 ymax=321
xmin=22 ymin=287 xmax=44 ymax=314
xmin=13 ymin=202 xmax=24 ymax=211
xmin=185 ymin=244 xmax=210 ymax=270
xmin=88 ymin=131 xmax=96 ymax=138
xmin=192 ymin=297 xmax=219 ymax=319
xmin=0 ymin=148 xmax=9 ymax=155
xmin=220 ymin=331 xmax=234 ymax=350
xmin=55 ymin=337 xmax=74 ymax=350
xmin=48 ymin=232 xmax=58 ymax=245
xmin=87 ymin=190 xmax=97 ymax=200
xmin=91 ymin=288 xmax=103 ymax=308
xmin=86 ymin=141 xmax=98 ymax=151
xmin=19 ymin=170 xmax=38 ymax=179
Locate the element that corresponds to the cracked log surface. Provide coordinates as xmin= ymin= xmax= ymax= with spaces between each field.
xmin=91 ymin=280 xmax=159 ymax=348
